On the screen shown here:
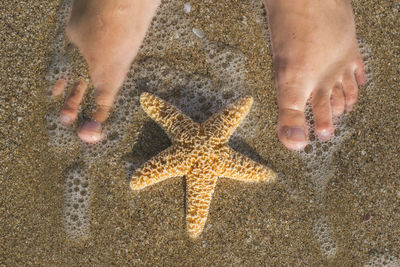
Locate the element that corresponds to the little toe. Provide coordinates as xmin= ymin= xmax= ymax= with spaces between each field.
xmin=277 ymin=108 xmax=308 ymax=151
xmin=77 ymin=120 xmax=104 ymax=144
xmin=342 ymin=71 xmax=359 ymax=112
xmin=59 ymin=79 xmax=87 ymax=125
xmin=354 ymin=61 xmax=367 ymax=86
xmin=312 ymin=89 xmax=334 ymax=141
xmin=330 ymin=84 xmax=345 ymax=118
xmin=52 ymin=77 xmax=68 ymax=97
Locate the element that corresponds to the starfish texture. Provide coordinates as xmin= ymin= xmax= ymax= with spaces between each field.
xmin=130 ymin=92 xmax=277 ymax=238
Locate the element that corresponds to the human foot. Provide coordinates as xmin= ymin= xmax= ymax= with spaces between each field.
xmin=264 ymin=0 xmax=366 ymax=150
xmin=52 ymin=0 xmax=160 ymax=143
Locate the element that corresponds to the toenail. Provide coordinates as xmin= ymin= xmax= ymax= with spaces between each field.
xmin=82 ymin=121 xmax=102 ymax=134
xmin=78 ymin=121 xmax=103 ymax=143
xmin=60 ymin=114 xmax=71 ymax=125
xmin=283 ymin=126 xmax=306 ymax=142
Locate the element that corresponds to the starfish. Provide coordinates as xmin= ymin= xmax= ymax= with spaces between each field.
xmin=130 ymin=92 xmax=277 ymax=238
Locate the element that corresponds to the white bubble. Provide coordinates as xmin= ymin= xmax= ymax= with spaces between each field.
xmin=63 ymin=166 xmax=91 ymax=240
xmin=300 ymin=102 xmax=353 ymax=197
xmin=203 ymin=40 xmax=246 ymax=88
xmin=364 ymin=253 xmax=400 ymax=267
xmin=45 ymin=111 xmax=77 ymax=153
xmin=46 ymin=0 xmax=73 ymax=85
xmin=184 ymin=2 xmax=191 ymax=14
xmin=312 ymin=218 xmax=337 ymax=258
xmin=192 ymin=28 xmax=205 ymax=38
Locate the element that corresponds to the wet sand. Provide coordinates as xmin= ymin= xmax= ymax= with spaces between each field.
xmin=1 ymin=0 xmax=399 ymax=265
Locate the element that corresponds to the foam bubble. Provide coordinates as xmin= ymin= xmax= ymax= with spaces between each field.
xmin=312 ymin=218 xmax=337 ymax=258
xmin=127 ymin=41 xmax=247 ymax=123
xmin=364 ymin=253 xmax=400 ymax=267
xmin=46 ymin=0 xmax=72 ymax=86
xmin=300 ymin=102 xmax=353 ymax=196
xmin=192 ymin=28 xmax=205 ymax=38
xmin=203 ymin=40 xmax=246 ymax=88
xmin=140 ymin=0 xmax=194 ymax=53
xmin=63 ymin=165 xmax=91 ymax=239
xmin=45 ymin=109 xmax=78 ymax=153
xmin=184 ymin=2 xmax=191 ymax=14
xmin=298 ymin=103 xmax=352 ymax=258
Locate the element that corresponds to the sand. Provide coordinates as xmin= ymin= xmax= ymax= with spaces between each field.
xmin=1 ymin=0 xmax=399 ymax=265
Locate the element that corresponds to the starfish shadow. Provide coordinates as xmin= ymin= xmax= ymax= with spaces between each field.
xmin=123 ymin=120 xmax=171 ymax=179
xmin=124 ymin=119 xmax=188 ymax=230
xmin=228 ymin=136 xmax=272 ymax=168
xmin=125 ymin=122 xmax=273 ymax=175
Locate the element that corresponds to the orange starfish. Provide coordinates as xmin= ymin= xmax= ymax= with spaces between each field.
xmin=130 ymin=93 xmax=276 ymax=238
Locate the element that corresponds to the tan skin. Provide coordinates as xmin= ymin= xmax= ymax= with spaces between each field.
xmin=264 ymin=0 xmax=366 ymax=150
xmin=53 ymin=0 xmax=366 ymax=150
xmin=53 ymin=0 xmax=160 ymax=143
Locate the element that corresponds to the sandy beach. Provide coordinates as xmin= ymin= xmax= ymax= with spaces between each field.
xmin=1 ymin=0 xmax=399 ymax=265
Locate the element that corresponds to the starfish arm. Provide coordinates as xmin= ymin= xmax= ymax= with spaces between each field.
xmin=140 ymin=93 xmax=199 ymax=140
xmin=186 ymin=172 xmax=218 ymax=239
xmin=215 ymin=147 xmax=277 ymax=183
xmin=130 ymin=146 xmax=188 ymax=190
xmin=202 ymin=96 xmax=253 ymax=141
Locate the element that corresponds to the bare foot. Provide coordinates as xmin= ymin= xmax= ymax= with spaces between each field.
xmin=264 ymin=0 xmax=366 ymax=150
xmin=52 ymin=0 xmax=160 ymax=143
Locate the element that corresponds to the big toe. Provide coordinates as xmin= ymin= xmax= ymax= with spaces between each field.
xmin=77 ymin=120 xmax=104 ymax=143
xmin=277 ymin=108 xmax=308 ymax=151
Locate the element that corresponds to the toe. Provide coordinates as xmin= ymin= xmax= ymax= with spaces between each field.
xmin=330 ymin=84 xmax=345 ymax=118
xmin=76 ymin=65 xmax=126 ymax=143
xmin=276 ymin=81 xmax=311 ymax=151
xmin=342 ymin=71 xmax=359 ymax=112
xmin=312 ymin=89 xmax=334 ymax=141
xmin=90 ymin=70 xmax=125 ymax=124
xmin=277 ymin=108 xmax=308 ymax=151
xmin=354 ymin=60 xmax=367 ymax=86
xmin=52 ymin=77 xmax=68 ymax=97
xmin=59 ymin=79 xmax=87 ymax=125
xmin=77 ymin=76 xmax=121 ymax=143
xmin=77 ymin=121 xmax=104 ymax=144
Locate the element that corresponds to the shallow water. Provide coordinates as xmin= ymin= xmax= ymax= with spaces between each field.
xmin=1 ymin=0 xmax=399 ymax=265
